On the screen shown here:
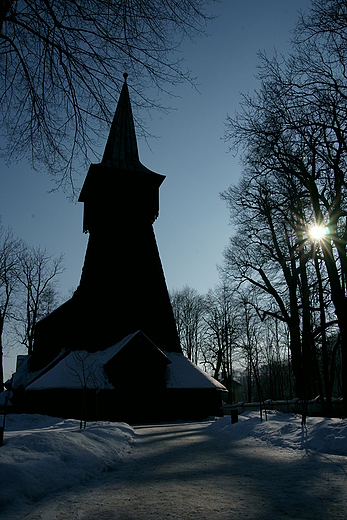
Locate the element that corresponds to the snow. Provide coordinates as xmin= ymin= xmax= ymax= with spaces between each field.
xmin=209 ymin=410 xmax=347 ymax=456
xmin=11 ymin=352 xmax=67 ymax=390
xmin=0 ymin=414 xmax=134 ymax=513
xmin=16 ymin=336 xmax=224 ymax=392
xmin=0 ymin=411 xmax=346 ymax=518
xmin=164 ymin=351 xmax=226 ymax=389
xmin=17 ymin=331 xmax=142 ymax=390
xmin=27 ymin=350 xmax=114 ymax=390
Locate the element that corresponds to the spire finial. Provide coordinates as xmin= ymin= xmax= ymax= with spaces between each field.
xmin=123 ymin=72 xmax=128 ymax=81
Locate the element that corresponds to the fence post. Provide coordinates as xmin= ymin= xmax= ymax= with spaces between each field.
xmin=230 ymin=409 xmax=238 ymax=424
xmin=0 ymin=413 xmax=4 ymax=446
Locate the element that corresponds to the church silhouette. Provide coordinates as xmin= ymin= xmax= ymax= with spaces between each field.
xmin=11 ymin=75 xmax=225 ymax=422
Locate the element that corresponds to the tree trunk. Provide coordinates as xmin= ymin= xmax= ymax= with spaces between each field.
xmin=309 ymin=182 xmax=347 ymax=415
xmin=0 ymin=312 xmax=4 ymax=393
xmin=315 ymin=254 xmax=333 ymax=415
xmin=0 ymin=0 xmax=13 ymax=33
xmin=321 ymin=247 xmax=347 ymax=415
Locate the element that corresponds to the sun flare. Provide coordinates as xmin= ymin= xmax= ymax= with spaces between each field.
xmin=309 ymin=224 xmax=327 ymax=241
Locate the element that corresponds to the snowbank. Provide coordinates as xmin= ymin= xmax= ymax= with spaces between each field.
xmin=208 ymin=410 xmax=347 ymax=456
xmin=0 ymin=414 xmax=134 ymax=511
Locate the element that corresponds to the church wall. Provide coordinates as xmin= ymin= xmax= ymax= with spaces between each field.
xmin=24 ymin=387 xmax=224 ymax=423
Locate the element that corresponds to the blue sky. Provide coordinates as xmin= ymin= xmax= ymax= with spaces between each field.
xmin=1 ymin=0 xmax=310 ymax=377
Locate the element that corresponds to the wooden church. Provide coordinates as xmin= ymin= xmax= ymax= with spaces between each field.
xmin=10 ymin=74 xmax=225 ymax=422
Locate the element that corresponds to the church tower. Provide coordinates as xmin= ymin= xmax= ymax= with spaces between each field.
xmin=32 ymin=74 xmax=181 ymax=368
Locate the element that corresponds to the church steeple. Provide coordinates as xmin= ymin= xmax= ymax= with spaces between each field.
xmin=101 ymin=73 xmax=145 ymax=171
xmin=32 ymin=74 xmax=182 ymax=369
xmin=78 ymin=74 xmax=165 ymax=232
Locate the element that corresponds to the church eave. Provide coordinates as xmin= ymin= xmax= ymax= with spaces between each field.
xmin=78 ymin=164 xmax=165 ymax=203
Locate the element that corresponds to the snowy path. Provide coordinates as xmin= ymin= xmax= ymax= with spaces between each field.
xmin=5 ymin=419 xmax=347 ymax=520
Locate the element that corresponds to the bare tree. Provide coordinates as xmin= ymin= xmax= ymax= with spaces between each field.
xmin=291 ymin=0 xmax=347 ymax=416
xmin=0 ymin=0 xmax=215 ymax=195
xmin=221 ymin=171 xmax=316 ymax=414
xmin=65 ymin=351 xmax=97 ymax=428
xmin=16 ymin=246 xmax=64 ymax=354
xmin=260 ymin=319 xmax=293 ymax=402
xmin=242 ymin=296 xmax=268 ymax=421
xmin=0 ymin=223 xmax=21 ymax=392
xmin=223 ymin=0 xmax=347 ymax=415
xmin=170 ymin=285 xmax=204 ymax=363
xmin=201 ymin=283 xmax=238 ymax=400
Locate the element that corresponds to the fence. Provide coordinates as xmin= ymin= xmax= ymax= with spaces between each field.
xmin=223 ymin=397 xmax=344 ymax=418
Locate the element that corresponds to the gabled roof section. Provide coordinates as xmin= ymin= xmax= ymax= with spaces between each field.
xmin=25 ymin=331 xmax=171 ymax=391
xmin=102 ymin=73 xmax=149 ymax=172
xmin=164 ymin=352 xmax=226 ymax=390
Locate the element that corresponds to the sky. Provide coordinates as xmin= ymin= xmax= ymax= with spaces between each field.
xmin=0 ymin=0 xmax=311 ymax=378
xmin=1 ymin=411 xmax=347 ymax=518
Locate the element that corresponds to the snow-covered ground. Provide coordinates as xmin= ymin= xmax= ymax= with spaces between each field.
xmin=209 ymin=409 xmax=347 ymax=455
xmin=1 ymin=411 xmax=347 ymax=519
xmin=0 ymin=414 xmax=135 ymax=516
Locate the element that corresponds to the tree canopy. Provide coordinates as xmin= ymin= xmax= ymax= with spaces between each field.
xmin=223 ymin=0 xmax=347 ymax=416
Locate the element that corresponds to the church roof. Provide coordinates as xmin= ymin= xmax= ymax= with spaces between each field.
xmin=101 ymin=73 xmax=152 ymax=173
xmin=24 ymin=332 xmax=225 ymax=392
xmin=25 ymin=332 xmax=170 ymax=391
xmin=164 ymin=352 xmax=226 ymax=390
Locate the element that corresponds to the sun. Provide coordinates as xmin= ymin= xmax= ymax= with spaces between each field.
xmin=309 ymin=224 xmax=327 ymax=242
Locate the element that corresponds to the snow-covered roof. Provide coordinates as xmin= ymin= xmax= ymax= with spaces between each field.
xmin=164 ymin=352 xmax=226 ymax=390
xmin=11 ymin=350 xmax=69 ymax=391
xmin=26 ymin=350 xmax=112 ymax=391
xmin=24 ymin=333 xmax=225 ymax=392
xmin=26 ymin=332 xmax=141 ymax=391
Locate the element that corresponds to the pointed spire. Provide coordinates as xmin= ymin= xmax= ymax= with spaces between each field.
xmin=102 ymin=73 xmax=145 ymax=171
